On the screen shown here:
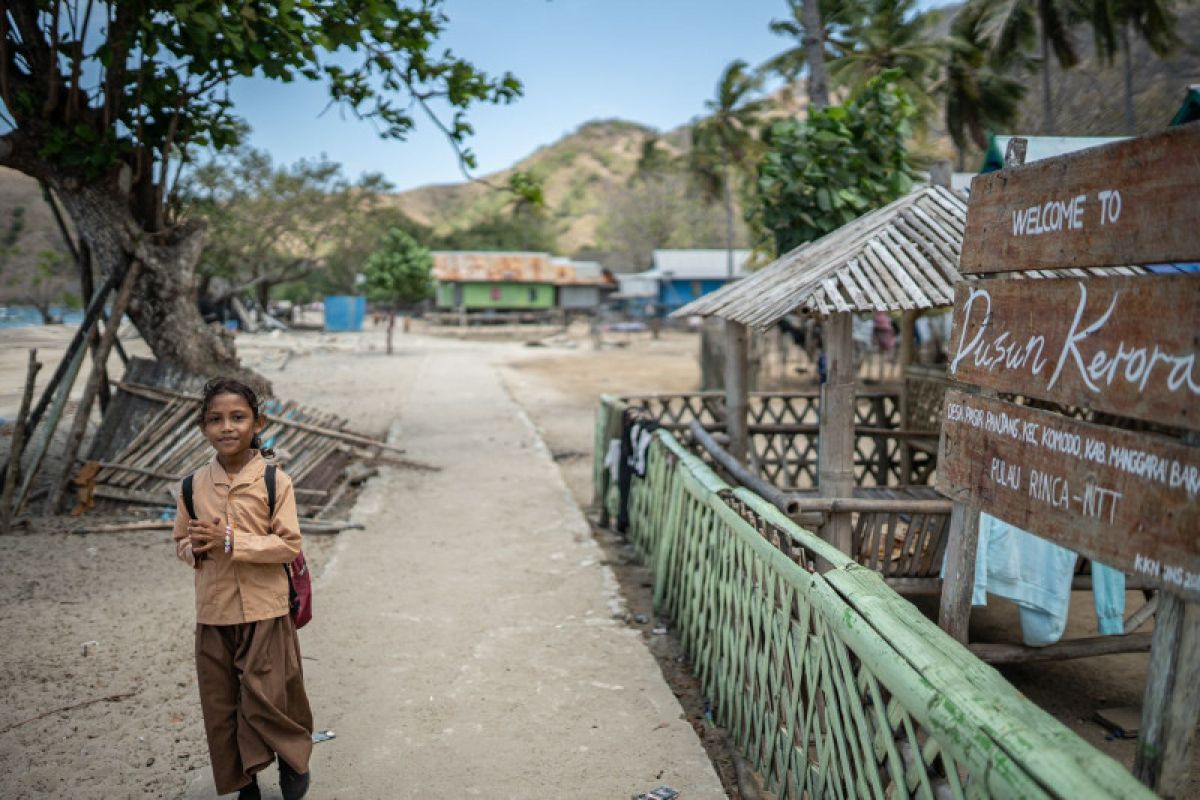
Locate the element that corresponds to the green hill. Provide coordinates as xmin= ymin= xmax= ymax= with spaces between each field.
xmin=2 ymin=3 xmax=1196 ymax=283
xmin=386 ymin=119 xmax=669 ymax=258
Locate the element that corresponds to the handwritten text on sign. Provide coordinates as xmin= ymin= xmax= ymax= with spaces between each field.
xmin=937 ymin=390 xmax=1200 ymax=599
xmin=947 ymin=276 xmax=1199 ymax=430
xmin=959 ymin=124 xmax=1200 ymax=272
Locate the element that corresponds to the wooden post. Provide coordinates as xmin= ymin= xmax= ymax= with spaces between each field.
xmin=76 ymin=243 xmax=113 ymax=414
xmin=723 ymin=319 xmax=749 ymax=463
xmin=938 ymin=501 xmax=980 ymax=644
xmin=1 ymin=351 xmax=42 ymax=532
xmin=899 ymin=309 xmax=917 ymax=483
xmin=1134 ymin=590 xmax=1200 ymax=796
xmin=818 ymin=311 xmax=855 ymax=554
xmin=48 ymin=261 xmax=142 ymax=513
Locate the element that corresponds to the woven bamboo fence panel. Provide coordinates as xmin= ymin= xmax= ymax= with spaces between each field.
xmin=599 ymin=391 xmax=926 ymax=489
xmin=600 ymin=410 xmax=1150 ymax=798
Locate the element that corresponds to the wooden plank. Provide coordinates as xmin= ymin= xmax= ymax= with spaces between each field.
xmin=1 ymin=351 xmax=42 ymax=530
xmin=969 ymin=633 xmax=1153 ymax=664
xmin=1094 ymin=706 xmax=1142 ymax=738
xmin=937 ymin=390 xmax=1200 ymax=600
xmin=946 ymin=275 xmax=1199 ymax=430
xmin=50 ymin=262 xmax=142 ymax=512
xmin=960 ymin=124 xmax=1200 ymax=273
xmin=1134 ymin=591 xmax=1200 ymax=797
xmin=12 ymin=342 xmax=88 ymax=515
xmin=937 ymin=500 xmax=979 ymax=643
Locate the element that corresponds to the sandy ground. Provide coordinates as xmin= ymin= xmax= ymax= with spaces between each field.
xmin=0 ymin=320 xmax=1194 ymax=796
xmin=0 ymin=324 xmax=723 ymax=799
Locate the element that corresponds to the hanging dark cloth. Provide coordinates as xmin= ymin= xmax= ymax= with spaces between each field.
xmin=616 ymin=407 xmax=660 ymax=534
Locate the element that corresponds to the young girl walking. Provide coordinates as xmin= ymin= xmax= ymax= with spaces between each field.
xmin=173 ymin=378 xmax=313 ymax=799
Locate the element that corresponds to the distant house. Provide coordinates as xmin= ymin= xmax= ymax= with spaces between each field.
xmin=432 ymin=251 xmax=613 ymax=313
xmin=608 ymin=272 xmax=659 ymax=316
xmin=625 ymin=249 xmax=752 ymax=313
xmin=552 ymin=258 xmax=617 ymax=311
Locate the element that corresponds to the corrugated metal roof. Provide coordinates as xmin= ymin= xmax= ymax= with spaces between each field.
xmin=433 ymin=252 xmax=610 ymax=286
xmin=672 ymin=186 xmax=967 ymax=326
xmin=651 ymin=249 xmax=752 ymax=279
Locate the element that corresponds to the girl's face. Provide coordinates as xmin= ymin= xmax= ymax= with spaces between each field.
xmin=201 ymin=392 xmax=265 ymax=459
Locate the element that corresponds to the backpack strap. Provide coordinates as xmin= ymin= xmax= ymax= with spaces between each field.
xmin=265 ymin=464 xmax=277 ymax=519
xmin=181 ymin=474 xmax=197 ymax=520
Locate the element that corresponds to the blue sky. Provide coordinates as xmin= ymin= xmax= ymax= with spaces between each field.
xmin=231 ymin=1 xmax=946 ymax=192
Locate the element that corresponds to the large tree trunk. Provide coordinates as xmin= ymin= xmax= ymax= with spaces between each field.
xmin=48 ymin=178 xmax=267 ymax=394
xmin=801 ymin=0 xmax=830 ymax=112
xmin=1040 ymin=24 xmax=1056 ymax=135
xmin=256 ymin=281 xmax=271 ymax=315
xmin=1121 ymin=24 xmax=1136 ymax=135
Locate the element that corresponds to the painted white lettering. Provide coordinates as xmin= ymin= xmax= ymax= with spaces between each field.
xmin=950 ymin=287 xmax=991 ymax=376
xmin=1070 ymin=195 xmax=1087 ymax=229
xmin=1047 ymin=282 xmax=1119 ymax=393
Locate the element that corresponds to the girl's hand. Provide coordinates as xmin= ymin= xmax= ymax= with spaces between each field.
xmin=179 ymin=542 xmax=200 ymax=569
xmin=188 ymin=517 xmax=225 ymax=555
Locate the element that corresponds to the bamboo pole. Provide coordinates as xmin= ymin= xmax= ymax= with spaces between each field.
xmin=1 ymin=351 xmax=42 ymax=532
xmin=114 ymin=381 xmax=406 ymax=453
xmin=818 ymin=312 xmax=856 ymax=555
xmin=723 ymin=320 xmax=749 ymax=462
xmin=15 ymin=273 xmax=117 ymax=443
xmin=12 ymin=341 xmax=88 ymax=515
xmin=49 ymin=261 xmax=142 ymax=513
xmin=689 ymin=420 xmax=799 ymax=516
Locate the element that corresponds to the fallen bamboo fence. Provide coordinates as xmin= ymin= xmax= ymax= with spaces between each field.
xmin=596 ymin=400 xmax=1152 ymax=798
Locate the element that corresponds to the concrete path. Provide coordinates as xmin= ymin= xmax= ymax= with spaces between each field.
xmin=190 ymin=338 xmax=724 ymax=799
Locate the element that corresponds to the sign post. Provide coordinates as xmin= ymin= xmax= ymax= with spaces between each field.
xmin=941 ymin=123 xmax=1200 ymax=795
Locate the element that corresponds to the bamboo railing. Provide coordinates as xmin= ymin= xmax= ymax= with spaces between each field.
xmin=599 ymin=409 xmax=1151 ymax=798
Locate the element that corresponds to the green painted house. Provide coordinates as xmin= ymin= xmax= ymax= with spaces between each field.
xmin=432 ymin=251 xmax=560 ymax=312
xmin=434 ymin=280 xmax=555 ymax=310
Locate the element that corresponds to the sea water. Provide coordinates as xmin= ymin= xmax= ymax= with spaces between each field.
xmin=0 ymin=306 xmax=86 ymax=329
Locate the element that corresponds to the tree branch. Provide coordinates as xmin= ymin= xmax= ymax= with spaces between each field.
xmin=217 ymin=258 xmax=315 ymax=301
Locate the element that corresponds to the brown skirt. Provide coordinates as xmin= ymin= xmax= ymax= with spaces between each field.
xmin=195 ymin=615 xmax=313 ymax=794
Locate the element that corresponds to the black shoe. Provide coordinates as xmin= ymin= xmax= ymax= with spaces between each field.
xmin=236 ymin=776 xmax=261 ymax=800
xmin=279 ymin=757 xmax=311 ymax=800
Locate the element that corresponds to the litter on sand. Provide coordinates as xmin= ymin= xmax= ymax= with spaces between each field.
xmin=633 ymin=787 xmax=679 ymax=800
xmin=312 ymin=730 xmax=336 ymax=743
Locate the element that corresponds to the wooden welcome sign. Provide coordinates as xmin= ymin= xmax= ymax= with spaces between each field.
xmin=960 ymin=124 xmax=1200 ymax=272
xmin=939 ymin=123 xmax=1200 ymax=794
xmin=939 ymin=125 xmax=1200 ymax=593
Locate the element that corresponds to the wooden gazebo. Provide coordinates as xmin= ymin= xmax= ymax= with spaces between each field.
xmin=673 ymin=185 xmax=966 ymax=557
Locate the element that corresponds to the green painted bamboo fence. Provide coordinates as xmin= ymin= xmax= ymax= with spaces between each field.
xmin=594 ymin=395 xmax=1151 ymax=799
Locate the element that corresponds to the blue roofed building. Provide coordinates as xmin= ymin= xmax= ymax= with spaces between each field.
xmin=627 ymin=249 xmax=752 ymax=314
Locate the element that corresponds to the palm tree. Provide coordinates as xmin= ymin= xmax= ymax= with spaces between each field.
xmin=941 ymin=2 xmax=1029 ymax=168
xmin=762 ymin=0 xmax=864 ymax=111
xmin=984 ymin=0 xmax=1079 ymax=134
xmin=1086 ymin=0 xmax=1182 ymax=133
xmin=693 ymin=61 xmax=768 ymax=278
xmin=825 ymin=0 xmax=944 ymax=123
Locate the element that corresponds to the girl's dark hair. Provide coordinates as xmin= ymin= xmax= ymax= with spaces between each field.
xmin=198 ymin=378 xmax=275 ymax=458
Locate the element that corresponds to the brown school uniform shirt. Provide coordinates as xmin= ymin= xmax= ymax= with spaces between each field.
xmin=171 ymin=452 xmax=302 ymax=625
